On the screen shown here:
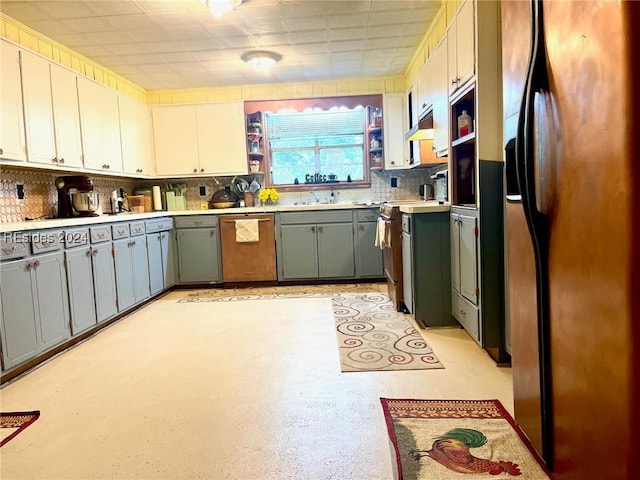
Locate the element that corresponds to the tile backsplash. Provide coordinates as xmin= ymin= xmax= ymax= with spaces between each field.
xmin=0 ymin=164 xmax=447 ymax=223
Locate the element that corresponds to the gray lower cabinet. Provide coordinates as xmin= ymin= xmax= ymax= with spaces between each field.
xmin=278 ymin=219 xmax=354 ymax=280
xmin=65 ymin=246 xmax=98 ymax=335
xmin=176 ymin=217 xmax=221 ymax=284
xmin=0 ymin=251 xmax=70 ymax=371
xmin=91 ymin=242 xmax=118 ymax=323
xmin=113 ymin=237 xmax=150 ymax=311
xmin=146 ymin=218 xmax=175 ymax=295
xmin=355 ymin=209 xmax=384 ymax=278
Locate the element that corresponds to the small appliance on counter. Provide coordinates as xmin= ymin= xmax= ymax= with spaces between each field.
xmin=109 ymin=188 xmax=126 ymax=214
xmin=209 ymin=186 xmax=240 ymax=209
xmin=431 ymin=169 xmax=448 ymax=203
xmin=55 ymin=175 xmax=100 ymax=218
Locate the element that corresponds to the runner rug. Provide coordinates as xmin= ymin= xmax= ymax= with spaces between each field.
xmin=381 ymin=399 xmax=553 ymax=480
xmin=1 ymin=411 xmax=40 ymax=447
xmin=334 ymin=293 xmax=443 ymax=372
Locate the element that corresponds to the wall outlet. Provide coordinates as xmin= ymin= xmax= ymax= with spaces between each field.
xmin=390 ymin=177 xmax=398 ymax=188
xmin=16 ymin=184 xmax=24 ymax=200
xmin=199 ymin=185 xmax=206 ymax=196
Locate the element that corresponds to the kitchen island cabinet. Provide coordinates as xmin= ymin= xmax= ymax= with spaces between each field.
xmin=0 ymin=250 xmax=70 ymax=371
xmin=175 ymin=217 xmax=221 ymax=284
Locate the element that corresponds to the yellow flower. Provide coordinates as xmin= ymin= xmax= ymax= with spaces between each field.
xmin=259 ymin=188 xmax=279 ymax=202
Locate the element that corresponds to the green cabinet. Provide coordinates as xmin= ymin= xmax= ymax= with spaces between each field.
xmin=277 ymin=210 xmax=355 ymax=280
xmin=354 ymin=209 xmax=384 ymax=278
xmin=65 ymin=245 xmax=97 ymax=335
xmin=113 ymin=236 xmax=150 ymax=312
xmin=0 ymin=251 xmax=70 ymax=371
xmin=175 ymin=217 xmax=221 ymax=284
xmin=404 ymin=212 xmax=454 ymax=328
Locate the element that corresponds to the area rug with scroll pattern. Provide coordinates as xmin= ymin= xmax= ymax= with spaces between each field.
xmin=381 ymin=399 xmax=553 ymax=480
xmin=178 ymin=285 xmax=443 ymax=373
xmin=1 ymin=411 xmax=40 ymax=447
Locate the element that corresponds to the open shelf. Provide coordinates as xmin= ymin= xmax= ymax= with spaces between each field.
xmin=451 ymin=131 xmax=476 ymax=148
xmin=450 ymin=84 xmax=477 ymax=207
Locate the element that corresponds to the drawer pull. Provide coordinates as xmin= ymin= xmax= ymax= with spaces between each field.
xmin=97 ymin=232 xmax=105 ymax=238
xmin=459 ymin=309 xmax=466 ymax=318
xmin=2 ymin=246 xmax=16 ymax=254
xmin=117 ymin=228 xmax=126 ymax=234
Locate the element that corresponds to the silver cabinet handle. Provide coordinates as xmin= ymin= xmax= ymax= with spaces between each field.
xmin=92 ymin=249 xmax=99 ymax=256
xmin=194 ymin=221 xmax=203 ymax=226
xmin=59 ymin=158 xmax=65 ymax=164
xmin=318 ymin=226 xmax=323 ymax=233
xmin=209 ymin=230 xmax=215 ymax=237
xmin=27 ymin=262 xmax=34 ymax=270
xmin=2 ymin=246 xmax=16 ymax=254
xmin=311 ymin=226 xmax=315 ymax=233
xmin=359 ymin=225 xmax=365 ymax=231
xmin=34 ymin=260 xmax=40 ymax=267
xmin=86 ymin=250 xmax=92 ymax=256
xmin=459 ymin=309 xmax=466 ymax=317
xmin=52 ymin=157 xmax=58 ymax=164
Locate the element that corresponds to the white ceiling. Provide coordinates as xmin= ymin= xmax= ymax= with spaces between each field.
xmin=0 ymin=0 xmax=441 ymax=90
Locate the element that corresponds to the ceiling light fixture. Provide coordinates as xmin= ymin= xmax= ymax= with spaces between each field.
xmin=200 ymin=0 xmax=242 ymax=18
xmin=241 ymin=50 xmax=283 ymax=72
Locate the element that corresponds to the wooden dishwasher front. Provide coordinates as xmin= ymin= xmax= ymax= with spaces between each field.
xmin=219 ymin=213 xmax=277 ymax=282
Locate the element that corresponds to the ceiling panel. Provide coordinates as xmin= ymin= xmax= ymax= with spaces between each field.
xmin=0 ymin=0 xmax=441 ymax=90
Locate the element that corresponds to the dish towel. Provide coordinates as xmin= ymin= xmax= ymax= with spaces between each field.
xmin=374 ymin=218 xmax=391 ymax=249
xmin=235 ymin=219 xmax=259 ymax=242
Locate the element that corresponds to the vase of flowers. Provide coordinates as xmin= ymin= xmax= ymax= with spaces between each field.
xmin=259 ymin=188 xmax=279 ymax=205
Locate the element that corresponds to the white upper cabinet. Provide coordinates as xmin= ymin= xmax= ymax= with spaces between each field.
xmin=152 ymin=105 xmax=199 ymax=176
xmin=119 ymin=95 xmax=153 ymax=177
xmin=0 ymin=40 xmax=26 ymax=162
xmin=416 ymin=61 xmax=432 ymax=119
xmin=195 ymin=102 xmax=247 ymax=176
xmin=383 ymin=93 xmax=408 ymax=170
xmin=77 ymin=76 xmax=123 ymax=173
xmin=152 ymin=102 xmax=247 ymax=177
xmin=448 ymin=0 xmax=476 ymax=94
xmin=50 ymin=63 xmax=83 ymax=169
xmin=19 ymin=49 xmax=57 ymax=166
xmin=431 ymin=37 xmax=449 ymax=155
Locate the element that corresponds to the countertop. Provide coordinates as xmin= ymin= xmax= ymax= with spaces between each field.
xmin=0 ymin=200 xmax=450 ymax=233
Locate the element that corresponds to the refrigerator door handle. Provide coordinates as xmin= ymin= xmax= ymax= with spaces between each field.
xmin=515 ymin=0 xmax=554 ymax=468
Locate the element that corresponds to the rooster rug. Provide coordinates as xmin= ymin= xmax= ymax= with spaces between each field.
xmin=381 ymin=399 xmax=553 ymax=480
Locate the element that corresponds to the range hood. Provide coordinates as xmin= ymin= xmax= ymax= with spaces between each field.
xmin=405 ymin=111 xmax=434 ymax=141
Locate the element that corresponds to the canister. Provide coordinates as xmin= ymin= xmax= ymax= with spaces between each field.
xmin=134 ymin=189 xmax=153 ymax=212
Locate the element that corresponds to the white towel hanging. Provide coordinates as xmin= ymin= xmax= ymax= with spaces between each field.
xmin=235 ymin=219 xmax=259 ymax=242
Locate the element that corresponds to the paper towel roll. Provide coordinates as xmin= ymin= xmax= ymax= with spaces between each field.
xmin=152 ymin=186 xmax=162 ymax=211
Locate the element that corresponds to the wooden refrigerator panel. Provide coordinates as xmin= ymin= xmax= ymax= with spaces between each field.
xmin=220 ymin=214 xmax=277 ymax=282
xmin=542 ymin=1 xmax=640 ymax=478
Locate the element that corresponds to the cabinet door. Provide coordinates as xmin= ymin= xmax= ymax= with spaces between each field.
xmin=196 ymin=102 xmax=248 ymax=175
xmin=0 ymin=41 xmax=26 ymax=161
xmin=119 ymin=95 xmax=154 ymax=176
xmin=65 ymin=247 xmax=97 ymax=335
xmin=431 ymin=38 xmax=450 ymax=154
xmin=91 ymin=243 xmax=118 ymax=323
xmin=130 ymin=237 xmax=150 ymax=303
xmin=20 ymin=50 xmax=57 ymax=166
xmin=160 ymin=230 xmax=175 ymax=289
xmin=77 ymin=76 xmax=123 ymax=172
xmin=113 ymin=239 xmax=135 ymax=312
xmin=455 ymin=0 xmax=476 ymax=88
xmin=356 ymin=222 xmax=383 ymax=277
xmin=447 ymin=14 xmax=459 ymax=95
xmin=177 ymin=228 xmax=220 ymax=283
xmin=383 ymin=93 xmax=407 ymax=170
xmin=33 ymin=252 xmax=70 ymax=350
xmin=458 ymin=214 xmax=478 ymax=303
xmin=318 ymin=223 xmax=354 ymax=278
xmin=451 ymin=213 xmax=461 ymax=291
xmin=402 ymin=230 xmax=413 ymax=313
xmin=152 ymin=105 xmax=198 ymax=176
xmin=280 ymin=225 xmax=318 ymax=279
xmin=50 ymin=63 xmax=83 ymax=168
xmin=147 ymin=233 xmax=164 ymax=295
xmin=416 ymin=61 xmax=431 ymax=118
xmin=0 ymin=260 xmax=38 ymax=370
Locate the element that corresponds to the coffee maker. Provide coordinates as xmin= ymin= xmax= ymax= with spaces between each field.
xmin=55 ymin=175 xmax=99 ymax=217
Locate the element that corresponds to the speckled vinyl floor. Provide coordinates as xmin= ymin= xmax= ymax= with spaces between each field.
xmin=0 ymin=286 xmax=512 ymax=480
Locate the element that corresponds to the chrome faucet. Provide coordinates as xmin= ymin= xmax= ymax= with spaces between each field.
xmin=309 ymin=191 xmax=320 ymax=204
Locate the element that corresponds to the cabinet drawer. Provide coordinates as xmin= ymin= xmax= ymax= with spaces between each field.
xmin=0 ymin=235 xmax=30 ymax=260
xmin=452 ymin=289 xmax=479 ymax=341
xmin=65 ymin=228 xmax=90 ymax=248
xmin=90 ymin=226 xmax=112 ymax=243
xmin=280 ymin=210 xmax=353 ymax=225
xmin=145 ymin=217 xmax=173 ymax=233
xmin=356 ymin=209 xmax=379 ymax=222
xmin=175 ymin=216 xmax=218 ymax=228
xmin=111 ymin=223 xmax=130 ymax=239
xmin=31 ymin=230 xmax=63 ymax=253
xmin=129 ymin=221 xmax=145 ymax=237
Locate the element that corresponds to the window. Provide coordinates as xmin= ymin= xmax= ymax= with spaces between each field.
xmin=266 ymin=108 xmax=365 ymax=186
xmin=245 ymin=95 xmax=382 ymax=190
